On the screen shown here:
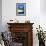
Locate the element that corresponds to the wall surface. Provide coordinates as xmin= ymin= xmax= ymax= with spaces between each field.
xmin=40 ymin=0 xmax=46 ymax=32
xmin=2 ymin=0 xmax=40 ymax=31
xmin=2 ymin=0 xmax=46 ymax=46
xmin=0 ymin=0 xmax=2 ymax=32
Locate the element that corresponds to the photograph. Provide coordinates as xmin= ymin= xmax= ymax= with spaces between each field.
xmin=16 ymin=3 xmax=26 ymax=16
xmin=0 ymin=0 xmax=46 ymax=46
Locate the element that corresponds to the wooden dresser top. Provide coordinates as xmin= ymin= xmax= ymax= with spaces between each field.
xmin=7 ymin=23 xmax=34 ymax=25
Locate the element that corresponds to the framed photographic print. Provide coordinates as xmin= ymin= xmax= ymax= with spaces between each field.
xmin=16 ymin=3 xmax=26 ymax=16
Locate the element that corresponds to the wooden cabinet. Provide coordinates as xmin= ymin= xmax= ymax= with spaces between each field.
xmin=7 ymin=23 xmax=34 ymax=46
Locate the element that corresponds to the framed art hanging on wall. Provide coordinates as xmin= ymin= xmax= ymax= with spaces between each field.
xmin=16 ymin=3 xmax=26 ymax=16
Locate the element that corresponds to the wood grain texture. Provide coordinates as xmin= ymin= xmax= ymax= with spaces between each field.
xmin=7 ymin=23 xmax=34 ymax=46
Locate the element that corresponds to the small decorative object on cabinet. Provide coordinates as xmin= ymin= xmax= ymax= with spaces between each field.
xmin=9 ymin=19 xmax=19 ymax=23
xmin=25 ymin=20 xmax=30 ymax=23
xmin=7 ymin=22 xmax=34 ymax=46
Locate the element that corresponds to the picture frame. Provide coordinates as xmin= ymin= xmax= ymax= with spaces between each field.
xmin=16 ymin=3 xmax=26 ymax=16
